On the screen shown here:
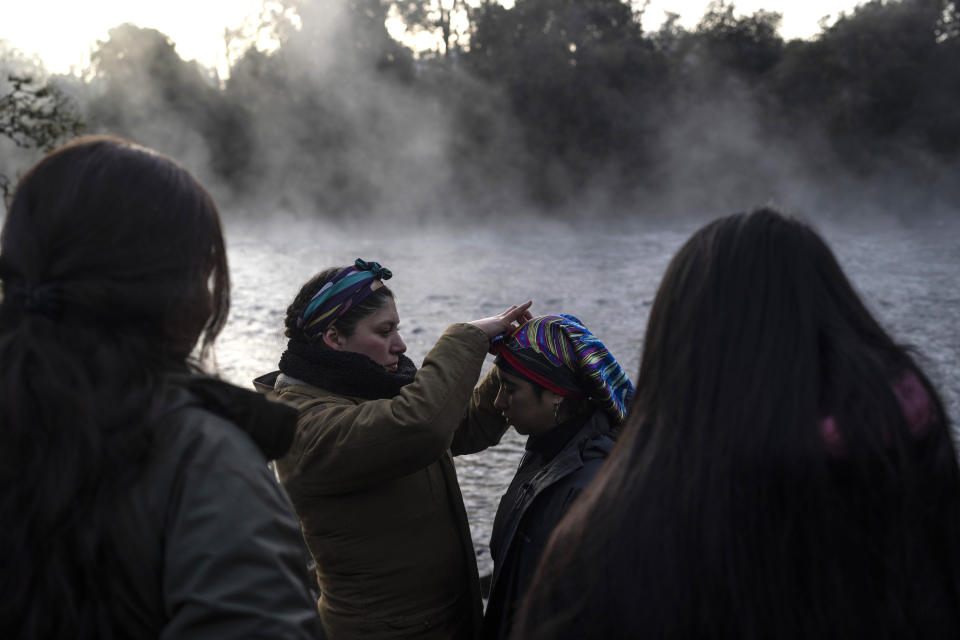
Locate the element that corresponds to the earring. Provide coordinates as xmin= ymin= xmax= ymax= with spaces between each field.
xmin=554 ymin=401 xmax=561 ymax=425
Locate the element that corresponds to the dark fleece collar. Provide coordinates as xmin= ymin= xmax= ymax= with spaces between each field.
xmin=171 ymin=374 xmax=299 ymax=461
xmin=278 ymin=340 xmax=417 ymax=400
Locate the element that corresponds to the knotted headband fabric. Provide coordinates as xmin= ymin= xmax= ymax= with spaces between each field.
xmin=298 ymin=258 xmax=392 ymax=340
xmin=493 ymin=314 xmax=635 ymax=424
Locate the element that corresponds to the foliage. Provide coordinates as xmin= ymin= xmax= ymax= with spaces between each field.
xmin=86 ymin=24 xmax=253 ymax=184
xmin=216 ymin=0 xmax=427 ymax=215
xmin=5 ymin=0 xmax=959 ymax=217
xmin=391 ymin=0 xmax=475 ymax=56
xmin=264 ymin=0 xmax=415 ymax=74
xmin=690 ymin=1 xmax=783 ymax=81
xmin=466 ymin=0 xmax=667 ymax=204
xmin=768 ymin=0 xmax=960 ymax=168
xmin=0 ymin=74 xmax=86 ymax=198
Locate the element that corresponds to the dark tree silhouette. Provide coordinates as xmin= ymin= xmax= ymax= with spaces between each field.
xmin=467 ymin=0 xmax=668 ymax=205
xmin=86 ymin=24 xmax=253 ymax=184
xmin=0 ymin=74 xmax=85 ymax=198
xmin=6 ymin=0 xmax=958 ymax=218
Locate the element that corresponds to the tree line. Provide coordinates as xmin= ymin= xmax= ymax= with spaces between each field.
xmin=3 ymin=0 xmax=959 ymax=219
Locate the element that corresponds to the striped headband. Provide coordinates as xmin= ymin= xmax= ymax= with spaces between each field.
xmin=493 ymin=314 xmax=635 ymax=424
xmin=298 ymin=258 xmax=392 ymax=340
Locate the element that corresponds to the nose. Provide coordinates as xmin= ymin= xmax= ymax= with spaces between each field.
xmin=392 ymin=332 xmax=406 ymax=354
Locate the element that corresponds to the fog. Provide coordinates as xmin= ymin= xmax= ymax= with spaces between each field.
xmin=3 ymin=0 xmax=959 ymax=580
xmin=5 ymin=0 xmax=957 ymax=226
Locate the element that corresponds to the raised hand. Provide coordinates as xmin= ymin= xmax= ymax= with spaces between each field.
xmin=468 ymin=301 xmax=533 ymax=340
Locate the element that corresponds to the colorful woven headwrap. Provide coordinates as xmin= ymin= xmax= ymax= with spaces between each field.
xmin=493 ymin=314 xmax=634 ymax=425
xmin=298 ymin=258 xmax=392 ymax=340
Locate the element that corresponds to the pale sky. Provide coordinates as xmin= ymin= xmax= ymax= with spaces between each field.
xmin=1 ymin=0 xmax=266 ymax=76
xmin=1 ymin=0 xmax=859 ymax=76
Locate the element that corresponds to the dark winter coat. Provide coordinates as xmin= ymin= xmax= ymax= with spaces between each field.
xmin=109 ymin=376 xmax=323 ymax=639
xmin=258 ymin=323 xmax=510 ymax=640
xmin=482 ymin=409 xmax=617 ymax=640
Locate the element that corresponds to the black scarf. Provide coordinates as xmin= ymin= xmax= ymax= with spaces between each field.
xmin=278 ymin=340 xmax=418 ymax=400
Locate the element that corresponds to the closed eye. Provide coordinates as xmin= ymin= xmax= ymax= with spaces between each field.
xmin=376 ymin=323 xmax=398 ymax=336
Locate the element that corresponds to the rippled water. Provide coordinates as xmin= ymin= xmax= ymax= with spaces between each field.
xmin=216 ymin=214 xmax=960 ymax=577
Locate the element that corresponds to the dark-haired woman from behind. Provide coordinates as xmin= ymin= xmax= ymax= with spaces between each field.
xmin=254 ymin=261 xmax=532 ymax=639
xmin=513 ymin=208 xmax=960 ymax=639
xmin=0 ymin=136 xmax=321 ymax=639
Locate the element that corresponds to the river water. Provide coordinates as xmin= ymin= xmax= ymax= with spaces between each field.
xmin=216 ymin=214 xmax=959 ymax=578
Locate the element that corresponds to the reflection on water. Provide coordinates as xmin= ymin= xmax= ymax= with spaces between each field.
xmin=217 ymin=215 xmax=960 ymax=577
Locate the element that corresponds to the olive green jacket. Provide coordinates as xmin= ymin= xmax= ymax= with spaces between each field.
xmin=267 ymin=323 xmax=508 ymax=639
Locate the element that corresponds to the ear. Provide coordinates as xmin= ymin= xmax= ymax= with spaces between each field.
xmin=322 ymin=326 xmax=343 ymax=350
xmin=545 ymin=391 xmax=564 ymax=409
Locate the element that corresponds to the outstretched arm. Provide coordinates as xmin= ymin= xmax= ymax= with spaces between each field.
xmin=278 ymin=301 xmax=533 ymax=494
xmin=452 ymin=301 xmax=534 ymax=455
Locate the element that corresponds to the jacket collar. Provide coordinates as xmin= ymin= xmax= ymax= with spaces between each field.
xmin=525 ymin=411 xmax=592 ymax=461
xmin=521 ymin=408 xmax=617 ymax=489
xmin=168 ymin=374 xmax=298 ymax=461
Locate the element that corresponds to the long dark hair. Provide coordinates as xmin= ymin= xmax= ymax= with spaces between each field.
xmin=514 ymin=208 xmax=960 ymax=639
xmin=0 ymin=135 xmax=230 ymax=638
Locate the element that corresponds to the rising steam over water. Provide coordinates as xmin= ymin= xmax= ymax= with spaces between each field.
xmin=2 ymin=0 xmax=958 ymax=585
xmin=217 ymin=214 xmax=960 ymax=577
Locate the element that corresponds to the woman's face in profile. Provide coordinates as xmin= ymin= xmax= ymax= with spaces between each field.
xmin=330 ymin=297 xmax=407 ymax=371
xmin=493 ymin=367 xmax=558 ymax=437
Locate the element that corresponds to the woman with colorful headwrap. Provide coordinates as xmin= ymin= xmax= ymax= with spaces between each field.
xmin=481 ymin=314 xmax=634 ymax=640
xmin=254 ymin=260 xmax=532 ymax=640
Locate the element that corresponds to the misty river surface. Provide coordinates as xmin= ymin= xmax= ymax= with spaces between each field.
xmin=216 ymin=215 xmax=960 ymax=578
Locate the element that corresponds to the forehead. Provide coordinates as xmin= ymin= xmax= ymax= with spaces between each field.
xmin=496 ymin=366 xmax=534 ymax=389
xmin=359 ymin=297 xmax=400 ymax=326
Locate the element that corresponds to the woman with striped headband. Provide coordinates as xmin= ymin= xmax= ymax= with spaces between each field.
xmin=254 ymin=260 xmax=532 ymax=640
xmin=481 ymin=314 xmax=634 ymax=640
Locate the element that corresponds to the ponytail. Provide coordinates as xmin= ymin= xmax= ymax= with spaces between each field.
xmin=0 ymin=135 xmax=230 ymax=638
